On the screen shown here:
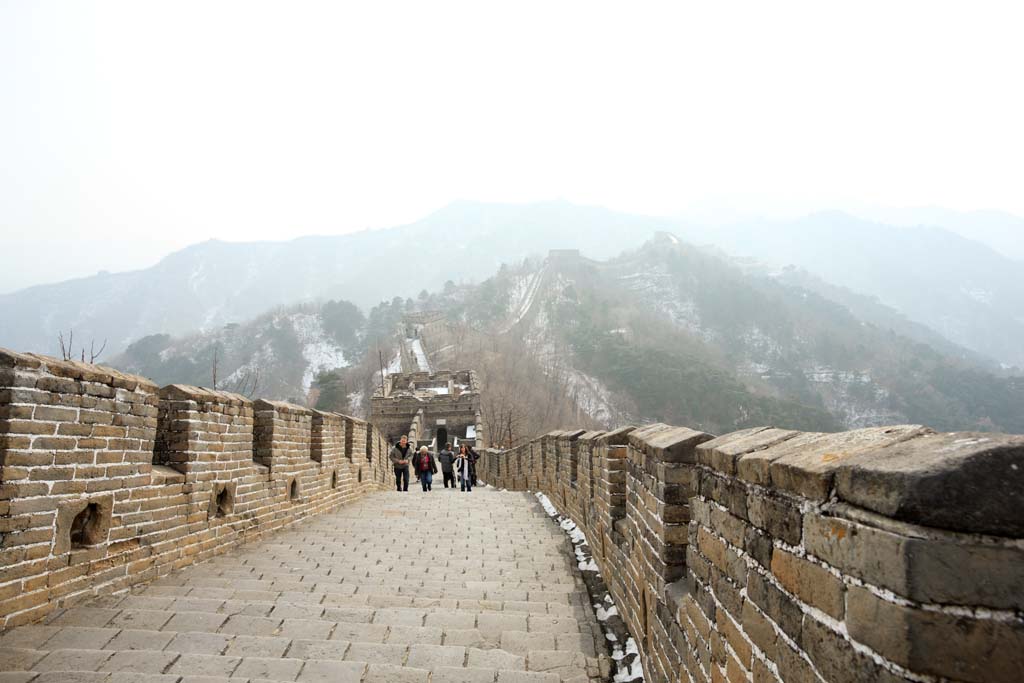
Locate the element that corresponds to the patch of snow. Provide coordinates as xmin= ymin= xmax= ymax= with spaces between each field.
xmin=347 ymin=390 xmax=364 ymax=417
xmin=386 ymin=350 xmax=403 ymax=375
xmin=501 ymin=261 xmax=549 ymax=333
xmin=291 ymin=313 xmax=349 ymax=393
xmin=408 ymin=338 xmax=431 ymax=373
xmin=612 ymin=638 xmax=644 ymax=682
xmin=961 ymin=286 xmax=993 ymax=305
xmin=534 ymin=492 xmax=644 ymax=682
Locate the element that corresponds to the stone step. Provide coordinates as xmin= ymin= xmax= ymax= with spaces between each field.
xmin=2 ymin=626 xmax=597 ymax=659
xmin=43 ymin=603 xmax=590 ymax=632
xmin=0 ymin=646 xmax=583 ymax=682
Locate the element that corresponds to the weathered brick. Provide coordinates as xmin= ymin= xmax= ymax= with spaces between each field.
xmin=847 ymin=586 xmax=1024 ymax=683
xmin=770 ymin=548 xmax=844 ymax=620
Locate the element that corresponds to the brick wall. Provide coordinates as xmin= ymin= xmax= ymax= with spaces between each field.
xmin=478 ymin=422 xmax=1024 ymax=683
xmin=0 ymin=349 xmax=389 ymax=631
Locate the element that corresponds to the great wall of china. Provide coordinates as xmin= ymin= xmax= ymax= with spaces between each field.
xmin=1 ymin=344 xmax=1022 ymax=682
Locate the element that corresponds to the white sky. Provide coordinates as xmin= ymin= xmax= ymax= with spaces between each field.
xmin=2 ymin=0 xmax=1023 ymax=292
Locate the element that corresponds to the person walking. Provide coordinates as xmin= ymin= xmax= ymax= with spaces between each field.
xmin=467 ymin=444 xmax=480 ymax=486
xmin=390 ymin=435 xmax=412 ymax=492
xmin=456 ymin=444 xmax=474 ymax=492
xmin=438 ymin=442 xmax=456 ymax=489
xmin=414 ymin=445 xmax=438 ymax=491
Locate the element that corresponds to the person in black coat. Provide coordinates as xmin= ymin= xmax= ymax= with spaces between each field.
xmin=438 ymin=442 xmax=456 ymax=489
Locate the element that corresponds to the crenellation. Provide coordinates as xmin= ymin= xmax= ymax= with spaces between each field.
xmin=2 ymin=344 xmax=1022 ymax=681
xmin=0 ymin=348 xmax=390 ymax=631
xmin=476 ymin=418 xmax=1024 ymax=683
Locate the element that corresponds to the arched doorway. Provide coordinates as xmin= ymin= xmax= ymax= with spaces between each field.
xmin=436 ymin=426 xmax=448 ymax=451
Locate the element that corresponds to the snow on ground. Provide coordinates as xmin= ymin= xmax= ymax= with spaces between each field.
xmin=387 ymin=350 xmax=403 ymax=375
xmin=616 ymin=267 xmax=714 ymax=343
xmin=347 ymin=390 xmax=364 ymax=417
xmin=408 ymin=338 xmax=431 ymax=373
xmin=534 ymin=491 xmax=644 ymax=681
xmin=291 ymin=313 xmax=349 ymax=392
xmin=500 ymin=262 xmax=548 ymax=333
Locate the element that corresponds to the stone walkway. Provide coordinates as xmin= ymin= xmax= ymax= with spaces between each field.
xmin=0 ymin=487 xmax=606 ymax=683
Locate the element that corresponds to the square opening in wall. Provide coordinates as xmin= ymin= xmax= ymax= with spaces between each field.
xmin=55 ymin=495 xmax=114 ymax=556
xmin=209 ymin=482 xmax=236 ymax=519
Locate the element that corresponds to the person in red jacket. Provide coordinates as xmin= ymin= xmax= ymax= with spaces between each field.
xmin=414 ymin=445 xmax=438 ymax=492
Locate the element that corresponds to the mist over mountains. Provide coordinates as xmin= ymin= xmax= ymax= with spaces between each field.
xmin=4 ymin=201 xmax=1021 ymax=369
xmin=676 ymin=211 xmax=1024 ymax=368
xmin=0 ymin=201 xmax=671 ymax=358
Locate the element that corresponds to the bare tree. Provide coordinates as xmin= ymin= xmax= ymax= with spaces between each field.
xmin=211 ymin=344 xmax=219 ymax=390
xmin=224 ymin=367 xmax=260 ymax=398
xmin=58 ymin=329 xmax=107 ymax=363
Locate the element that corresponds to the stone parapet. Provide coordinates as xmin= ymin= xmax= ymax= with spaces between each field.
xmin=477 ymin=421 xmax=1024 ymax=683
xmin=0 ymin=349 xmax=389 ymax=631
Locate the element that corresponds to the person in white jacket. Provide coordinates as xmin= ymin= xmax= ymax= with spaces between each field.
xmin=455 ymin=443 xmax=476 ymax=492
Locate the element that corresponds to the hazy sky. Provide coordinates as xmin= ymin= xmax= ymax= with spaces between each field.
xmin=2 ymin=1 xmax=1023 ymax=293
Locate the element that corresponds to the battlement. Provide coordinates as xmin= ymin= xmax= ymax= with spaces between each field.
xmin=0 ymin=348 xmax=391 ymax=630
xmin=370 ymin=369 xmax=484 ymax=447
xmin=479 ymin=423 xmax=1024 ymax=683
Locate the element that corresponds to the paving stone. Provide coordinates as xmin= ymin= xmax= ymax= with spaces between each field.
xmin=218 ymin=615 xmax=281 ymax=636
xmin=468 ymin=647 xmax=527 ymax=670
xmin=443 ymin=629 xmax=498 ymax=649
xmin=432 ymin=667 xmax=500 ymax=683
xmin=322 ymin=607 xmax=374 ymax=623
xmin=499 ymin=631 xmax=556 ymax=656
xmin=33 ymin=648 xmax=114 ymax=672
xmin=344 ymin=642 xmax=408 ymax=661
xmin=103 ymin=628 xmax=175 ymax=652
xmin=224 ymin=635 xmax=291 ymax=657
xmin=165 ymin=632 xmax=231 ymax=655
xmin=105 ymin=674 xmax=180 ymax=683
xmin=233 ymin=656 xmax=304 ymax=680
xmin=41 ymin=627 xmax=118 ymax=650
xmin=0 ymin=648 xmax=46 ymax=671
xmin=163 ymin=612 xmax=227 ymax=633
xmin=496 ymin=671 xmax=560 ymax=683
xmin=385 ymin=626 xmax=443 ymax=645
xmin=0 ymin=626 xmax=60 ymax=650
xmin=286 ymin=639 xmax=350 ymax=660
xmin=364 ymin=663 xmax=429 ymax=682
xmin=296 ymin=659 xmax=366 ymax=682
xmin=0 ymin=674 xmax=36 ymax=683
xmin=426 ymin=612 xmax=478 ymax=630
xmin=406 ymin=643 xmax=466 ymax=668
xmin=99 ymin=650 xmax=179 ymax=673
xmin=109 ymin=609 xmax=174 ymax=631
xmin=47 ymin=608 xmax=120 ymax=628
xmin=371 ymin=609 xmax=425 ymax=627
xmin=168 ymin=653 xmax=241 ymax=676
xmin=31 ymin=673 xmax=108 ymax=683
xmin=329 ymin=622 xmax=388 ymax=643
xmin=477 ymin=613 xmax=529 ymax=633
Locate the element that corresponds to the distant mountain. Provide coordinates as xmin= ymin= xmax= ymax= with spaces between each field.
xmin=846 ymin=207 xmax=1024 ymax=262
xmin=676 ymin=212 xmax=1024 ymax=368
xmin=113 ymin=300 xmax=365 ymax=404
xmin=3 ymin=202 xmax=1021 ymax=373
xmin=0 ymin=201 xmax=672 ymax=357
xmin=422 ymin=236 xmax=1024 ymax=434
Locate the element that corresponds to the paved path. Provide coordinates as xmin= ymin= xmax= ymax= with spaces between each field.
xmin=0 ymin=487 xmax=605 ymax=683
